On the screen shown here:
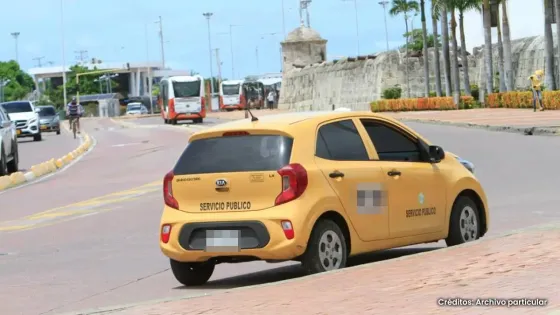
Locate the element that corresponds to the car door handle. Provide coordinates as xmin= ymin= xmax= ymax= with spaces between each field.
xmin=329 ymin=171 xmax=345 ymax=178
xmin=387 ymin=170 xmax=401 ymax=177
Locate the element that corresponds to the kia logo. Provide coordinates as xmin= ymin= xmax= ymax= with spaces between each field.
xmin=215 ymin=179 xmax=228 ymax=187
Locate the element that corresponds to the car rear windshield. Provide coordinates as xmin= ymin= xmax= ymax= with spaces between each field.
xmin=173 ymin=135 xmax=294 ymax=175
xmin=173 ymin=80 xmax=201 ymax=98
xmin=127 ymin=106 xmax=141 ymax=110
xmin=222 ymin=84 xmax=240 ymax=95
xmin=1 ymin=102 xmax=32 ymax=113
xmin=39 ymin=107 xmax=56 ymax=116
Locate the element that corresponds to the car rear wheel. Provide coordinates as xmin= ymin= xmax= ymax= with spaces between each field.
xmin=301 ymin=219 xmax=347 ymax=275
xmin=170 ymin=259 xmax=215 ymax=286
xmin=0 ymin=147 xmax=8 ymax=176
xmin=445 ymin=196 xmax=480 ymax=247
xmin=7 ymin=141 xmax=18 ymax=173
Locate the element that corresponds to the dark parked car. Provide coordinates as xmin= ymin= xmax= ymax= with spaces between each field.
xmin=37 ymin=105 xmax=61 ymax=135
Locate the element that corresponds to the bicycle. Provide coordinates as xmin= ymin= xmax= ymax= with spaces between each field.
xmin=69 ymin=116 xmax=79 ymax=139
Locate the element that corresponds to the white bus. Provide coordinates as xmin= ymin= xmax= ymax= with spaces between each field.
xmin=219 ymin=80 xmax=244 ymax=111
xmin=159 ymin=75 xmax=206 ymax=124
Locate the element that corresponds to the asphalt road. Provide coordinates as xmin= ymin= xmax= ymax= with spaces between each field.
xmin=17 ymin=127 xmax=78 ymax=172
xmin=0 ymin=119 xmax=559 ymax=315
xmin=125 ymin=115 xmax=222 ymax=127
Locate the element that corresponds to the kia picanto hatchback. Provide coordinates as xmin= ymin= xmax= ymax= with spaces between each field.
xmin=159 ymin=111 xmax=489 ymax=286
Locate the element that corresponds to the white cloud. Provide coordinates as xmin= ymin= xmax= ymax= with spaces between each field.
xmin=462 ymin=0 xmax=544 ymax=52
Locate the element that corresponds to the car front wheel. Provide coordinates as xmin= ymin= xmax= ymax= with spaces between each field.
xmin=445 ymin=196 xmax=481 ymax=247
xmin=301 ymin=219 xmax=347 ymax=275
xmin=170 ymin=259 xmax=215 ymax=286
xmin=0 ymin=146 xmax=8 ymax=176
xmin=6 ymin=141 xmax=18 ymax=173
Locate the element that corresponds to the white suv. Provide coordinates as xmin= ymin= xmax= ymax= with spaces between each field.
xmin=0 ymin=101 xmax=42 ymax=141
xmin=0 ymin=105 xmax=19 ymax=175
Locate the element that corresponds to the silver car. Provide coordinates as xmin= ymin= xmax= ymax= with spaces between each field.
xmin=37 ymin=105 xmax=61 ymax=135
xmin=125 ymin=102 xmax=149 ymax=115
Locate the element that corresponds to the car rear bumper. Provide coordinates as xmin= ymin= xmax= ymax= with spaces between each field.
xmin=220 ymin=104 xmax=243 ymax=110
xmin=174 ymin=112 xmax=206 ymax=120
xmin=160 ymin=205 xmax=309 ymax=263
xmin=40 ymin=121 xmax=60 ymax=132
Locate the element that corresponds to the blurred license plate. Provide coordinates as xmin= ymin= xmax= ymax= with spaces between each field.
xmin=205 ymin=230 xmax=240 ymax=252
xmin=40 ymin=125 xmax=47 ymax=130
xmin=16 ymin=130 xmax=21 ymax=135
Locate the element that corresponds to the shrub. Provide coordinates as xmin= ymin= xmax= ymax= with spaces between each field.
xmin=382 ymin=86 xmax=402 ymax=99
xmin=370 ymin=96 xmax=474 ymax=112
xmin=486 ymin=90 xmax=560 ymax=109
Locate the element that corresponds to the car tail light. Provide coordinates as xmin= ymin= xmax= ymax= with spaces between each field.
xmin=163 ymin=171 xmax=179 ymax=209
xmin=281 ymin=220 xmax=294 ymax=239
xmin=161 ymin=224 xmax=172 ymax=243
xmin=275 ymin=163 xmax=308 ymax=206
xmin=223 ymin=131 xmax=249 ymax=136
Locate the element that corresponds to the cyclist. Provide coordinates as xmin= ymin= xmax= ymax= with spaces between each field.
xmin=66 ymin=97 xmax=84 ymax=134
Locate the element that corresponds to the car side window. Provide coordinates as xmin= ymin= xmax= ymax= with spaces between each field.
xmin=316 ymin=119 xmax=369 ymax=161
xmin=360 ymin=119 xmax=422 ymax=162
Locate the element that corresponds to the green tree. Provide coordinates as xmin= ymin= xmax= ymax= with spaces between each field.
xmin=403 ymin=29 xmax=441 ymax=51
xmin=0 ymin=60 xmax=35 ymax=101
xmin=390 ymin=0 xmax=420 ymax=98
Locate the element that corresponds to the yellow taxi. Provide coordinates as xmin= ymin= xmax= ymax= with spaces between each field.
xmin=159 ymin=111 xmax=489 ymax=286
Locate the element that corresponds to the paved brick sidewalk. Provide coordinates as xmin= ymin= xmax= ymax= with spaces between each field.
xmin=95 ymin=224 xmax=559 ymax=315
xmin=387 ymin=108 xmax=560 ymax=127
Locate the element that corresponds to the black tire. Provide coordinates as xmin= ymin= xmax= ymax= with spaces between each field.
xmin=56 ymin=130 xmax=61 ymax=135
xmin=7 ymin=141 xmax=18 ymax=173
xmin=171 ymin=119 xmax=177 ymax=125
xmin=164 ymin=119 xmax=168 ymax=124
xmin=445 ymin=196 xmax=481 ymax=247
xmin=0 ymin=146 xmax=8 ymax=176
xmin=33 ymin=132 xmax=42 ymax=142
xmin=301 ymin=219 xmax=347 ymax=275
xmin=170 ymin=259 xmax=215 ymax=286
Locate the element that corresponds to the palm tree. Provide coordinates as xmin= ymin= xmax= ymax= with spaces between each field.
xmin=431 ymin=0 xmax=443 ymax=96
xmin=496 ymin=7 xmax=507 ymax=92
xmin=544 ymin=0 xmax=557 ymax=90
xmin=440 ymin=6 xmax=453 ymax=96
xmin=456 ymin=0 xmax=480 ymax=96
xmin=445 ymin=1 xmax=462 ymax=104
xmin=420 ymin=0 xmax=430 ymax=96
xmin=501 ymin=0 xmax=514 ymax=90
xmin=482 ymin=0 xmax=493 ymax=93
xmin=390 ymin=0 xmax=420 ymax=98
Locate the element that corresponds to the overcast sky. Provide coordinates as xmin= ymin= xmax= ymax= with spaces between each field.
xmin=0 ymin=0 xmax=545 ymax=79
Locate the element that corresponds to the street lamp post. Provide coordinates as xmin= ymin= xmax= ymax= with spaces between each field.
xmin=60 ymin=0 xmax=68 ymax=108
xmin=379 ymin=1 xmax=390 ymax=51
xmin=145 ymin=22 xmax=154 ymax=114
xmin=156 ymin=16 xmax=166 ymax=69
xmin=228 ymin=24 xmax=242 ymax=79
xmin=10 ymin=32 xmax=20 ymax=64
xmin=203 ymin=12 xmax=215 ymax=96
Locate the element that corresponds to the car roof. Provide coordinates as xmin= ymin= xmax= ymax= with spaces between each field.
xmin=193 ymin=111 xmax=400 ymax=137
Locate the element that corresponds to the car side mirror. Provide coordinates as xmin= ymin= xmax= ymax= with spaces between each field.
xmin=0 ymin=120 xmax=10 ymax=128
xmin=429 ymin=145 xmax=445 ymax=163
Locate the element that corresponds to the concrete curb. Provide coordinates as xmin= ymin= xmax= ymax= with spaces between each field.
xmin=398 ymin=118 xmax=560 ymax=136
xmin=0 ymin=128 xmax=94 ymax=192
xmin=112 ymin=114 xmax=161 ymax=120
xmin=63 ymin=220 xmax=560 ymax=315
xmin=109 ymin=118 xmax=207 ymax=133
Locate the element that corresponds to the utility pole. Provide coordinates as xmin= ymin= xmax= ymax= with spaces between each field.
xmin=379 ymin=1 xmax=390 ymax=51
xmin=203 ymin=12 xmax=215 ymax=95
xmin=214 ymin=48 xmax=222 ymax=82
xmin=230 ymin=24 xmax=235 ymax=78
xmin=342 ymin=0 xmax=359 ymax=55
xmin=281 ymin=0 xmax=286 ymax=38
xmin=157 ymin=16 xmax=166 ymax=69
xmin=75 ymin=50 xmax=88 ymax=64
xmin=60 ymin=0 xmax=68 ymax=109
xmin=33 ymin=56 xmax=45 ymax=67
xmin=10 ymin=32 xmax=20 ymax=64
xmin=145 ymin=22 xmax=154 ymax=114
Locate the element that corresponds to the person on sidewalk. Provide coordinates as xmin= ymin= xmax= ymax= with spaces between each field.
xmin=529 ymin=70 xmax=544 ymax=112
xmin=267 ymin=90 xmax=276 ymax=110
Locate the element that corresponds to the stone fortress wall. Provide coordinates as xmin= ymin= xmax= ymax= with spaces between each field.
xmin=278 ymin=26 xmax=557 ymax=111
